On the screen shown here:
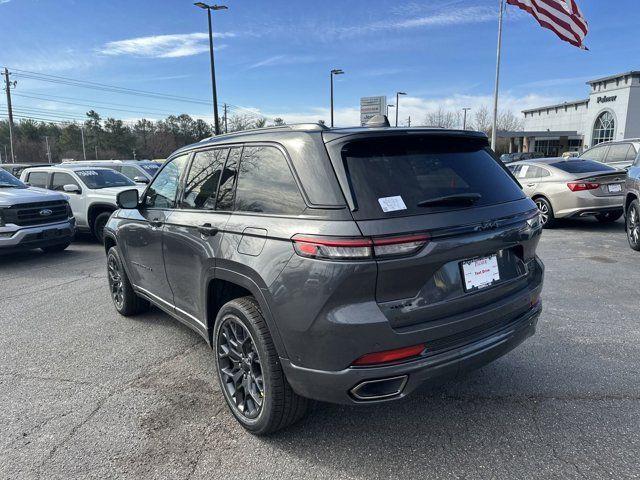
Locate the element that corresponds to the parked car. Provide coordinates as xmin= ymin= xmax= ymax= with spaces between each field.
xmin=0 ymin=168 xmax=75 ymax=254
xmin=623 ymin=150 xmax=640 ymax=251
xmin=20 ymin=165 xmax=144 ymax=242
xmin=508 ymin=158 xmax=626 ymax=227
xmin=61 ymin=160 xmax=160 ymax=184
xmin=561 ymin=151 xmax=580 ymax=158
xmin=103 ymin=123 xmax=544 ymax=434
xmin=0 ymin=163 xmax=50 ymax=178
xmin=579 ymin=139 xmax=640 ymax=170
xmin=500 ymin=152 xmax=546 ymax=164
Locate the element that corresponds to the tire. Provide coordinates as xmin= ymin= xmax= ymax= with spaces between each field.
xmin=534 ymin=197 xmax=556 ymax=228
xmin=41 ymin=242 xmax=71 ymax=253
xmin=213 ymin=296 xmax=308 ymax=435
xmin=107 ymin=246 xmax=149 ymax=316
xmin=626 ymin=200 xmax=640 ymax=251
xmin=596 ymin=211 xmax=623 ymax=223
xmin=93 ymin=211 xmax=113 ymax=244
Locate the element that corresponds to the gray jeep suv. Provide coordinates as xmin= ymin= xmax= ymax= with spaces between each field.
xmin=104 ymin=122 xmax=545 ymax=434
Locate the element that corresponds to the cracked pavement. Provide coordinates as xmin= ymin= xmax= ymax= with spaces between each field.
xmin=1 ymin=219 xmax=639 ymax=479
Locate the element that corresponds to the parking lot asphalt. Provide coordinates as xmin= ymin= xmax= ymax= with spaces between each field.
xmin=1 ymin=220 xmax=639 ymax=480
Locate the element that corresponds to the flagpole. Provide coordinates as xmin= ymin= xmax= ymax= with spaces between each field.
xmin=491 ymin=0 xmax=505 ymax=151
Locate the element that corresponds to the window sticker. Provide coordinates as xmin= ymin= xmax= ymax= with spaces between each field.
xmin=518 ymin=165 xmax=529 ymax=179
xmin=378 ymin=195 xmax=407 ymax=213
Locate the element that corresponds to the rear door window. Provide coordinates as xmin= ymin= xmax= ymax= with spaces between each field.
xmin=234 ymin=146 xmax=305 ymax=215
xmin=27 ymin=171 xmax=49 ymax=188
xmin=216 ymin=148 xmax=241 ymax=211
xmin=341 ymin=135 xmax=525 ymax=219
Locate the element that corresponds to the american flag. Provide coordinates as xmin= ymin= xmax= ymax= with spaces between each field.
xmin=507 ymin=0 xmax=589 ymax=49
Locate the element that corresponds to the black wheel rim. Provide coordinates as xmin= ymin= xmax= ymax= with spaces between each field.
xmin=535 ymin=200 xmax=549 ymax=225
xmin=107 ymin=256 xmax=125 ymax=310
xmin=628 ymin=206 xmax=640 ymax=246
xmin=217 ymin=317 xmax=264 ymax=419
xmin=96 ymin=219 xmax=106 ymax=242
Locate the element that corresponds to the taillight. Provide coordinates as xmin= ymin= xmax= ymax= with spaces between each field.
xmin=352 ymin=344 xmax=426 ymax=366
xmin=567 ymin=181 xmax=600 ymax=192
xmin=291 ymin=233 xmax=429 ymax=260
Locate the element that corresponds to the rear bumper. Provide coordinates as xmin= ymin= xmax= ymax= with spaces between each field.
xmin=554 ymin=193 xmax=624 ymax=218
xmin=0 ymin=218 xmax=75 ymax=253
xmin=281 ymin=303 xmax=541 ymax=405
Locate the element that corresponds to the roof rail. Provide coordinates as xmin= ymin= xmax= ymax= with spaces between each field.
xmin=198 ymin=122 xmax=329 ymax=142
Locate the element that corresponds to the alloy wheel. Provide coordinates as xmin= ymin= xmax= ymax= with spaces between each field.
xmin=107 ymin=256 xmax=124 ymax=309
xmin=217 ymin=317 xmax=265 ymax=419
xmin=628 ymin=206 xmax=640 ymax=247
xmin=535 ymin=200 xmax=549 ymax=226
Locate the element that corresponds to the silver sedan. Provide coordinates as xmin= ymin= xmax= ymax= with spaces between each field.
xmin=508 ymin=158 xmax=626 ymax=227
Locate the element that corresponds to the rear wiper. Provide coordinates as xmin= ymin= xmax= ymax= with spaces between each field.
xmin=417 ymin=193 xmax=482 ymax=208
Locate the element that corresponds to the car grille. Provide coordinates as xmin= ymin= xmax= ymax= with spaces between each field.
xmin=2 ymin=200 xmax=69 ymax=226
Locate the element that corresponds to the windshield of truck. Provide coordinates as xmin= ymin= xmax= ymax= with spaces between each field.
xmin=75 ymin=169 xmax=135 ymax=189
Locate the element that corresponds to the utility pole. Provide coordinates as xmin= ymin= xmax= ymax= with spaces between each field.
xmin=491 ymin=0 xmax=505 ymax=150
xmin=3 ymin=68 xmax=16 ymax=163
xmin=132 ymin=149 xmax=137 ymax=160
xmin=80 ymin=126 xmax=87 ymax=160
xmin=407 ymin=116 xmax=411 ymax=127
xmin=95 ymin=145 xmax=98 ymax=160
xmin=223 ymin=103 xmax=228 ymax=133
xmin=45 ymin=136 xmax=52 ymax=163
xmin=462 ymin=107 xmax=471 ymax=130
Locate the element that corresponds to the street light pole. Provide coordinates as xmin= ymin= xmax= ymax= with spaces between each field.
xmin=462 ymin=108 xmax=471 ymax=130
xmin=195 ymin=2 xmax=228 ymax=136
xmin=330 ymin=69 xmax=344 ymax=128
xmin=395 ymin=92 xmax=406 ymax=127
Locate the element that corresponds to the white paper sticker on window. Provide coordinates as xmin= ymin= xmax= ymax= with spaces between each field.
xmin=378 ymin=196 xmax=407 ymax=213
xmin=518 ymin=165 xmax=529 ymax=179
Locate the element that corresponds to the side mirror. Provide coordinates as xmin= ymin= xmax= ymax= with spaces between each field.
xmin=133 ymin=176 xmax=149 ymax=184
xmin=117 ymin=188 xmax=140 ymax=209
xmin=63 ymin=184 xmax=81 ymax=194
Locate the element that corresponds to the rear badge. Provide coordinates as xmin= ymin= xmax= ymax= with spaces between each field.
xmin=378 ymin=196 xmax=407 ymax=213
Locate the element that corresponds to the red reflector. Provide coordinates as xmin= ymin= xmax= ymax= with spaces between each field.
xmin=352 ymin=344 xmax=426 ymax=366
xmin=372 ymin=234 xmax=430 ymax=246
xmin=567 ymin=181 xmax=600 ymax=192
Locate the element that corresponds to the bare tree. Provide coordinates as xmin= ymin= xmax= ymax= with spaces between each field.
xmin=424 ymin=108 xmax=461 ymax=129
xmin=228 ymin=114 xmax=255 ymax=132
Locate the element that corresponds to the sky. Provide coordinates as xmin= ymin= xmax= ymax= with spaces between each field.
xmin=0 ymin=0 xmax=639 ymax=127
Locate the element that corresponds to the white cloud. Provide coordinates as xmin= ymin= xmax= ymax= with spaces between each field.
xmin=248 ymin=54 xmax=321 ymax=70
xmin=99 ymin=32 xmax=234 ymax=58
xmin=0 ymin=0 xmax=11 ymax=4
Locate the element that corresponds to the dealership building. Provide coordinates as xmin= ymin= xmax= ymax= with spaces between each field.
xmin=503 ymin=71 xmax=640 ymax=157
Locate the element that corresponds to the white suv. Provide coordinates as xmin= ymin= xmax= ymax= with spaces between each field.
xmin=580 ymin=139 xmax=640 ymax=170
xmin=21 ymin=165 xmax=145 ymax=242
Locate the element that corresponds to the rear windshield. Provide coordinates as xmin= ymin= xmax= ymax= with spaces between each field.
xmin=550 ymin=160 xmax=615 ymax=174
xmin=75 ymin=169 xmax=135 ymax=189
xmin=140 ymin=163 xmax=160 ymax=174
xmin=341 ymin=136 xmax=525 ymax=219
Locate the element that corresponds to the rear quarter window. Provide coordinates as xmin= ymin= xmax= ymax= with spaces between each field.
xmin=341 ymin=135 xmax=526 ymax=219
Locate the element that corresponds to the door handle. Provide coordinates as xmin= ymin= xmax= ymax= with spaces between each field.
xmin=198 ymin=223 xmax=219 ymax=237
xmin=526 ymin=183 xmax=536 ymax=187
xmin=149 ymin=219 xmax=163 ymax=228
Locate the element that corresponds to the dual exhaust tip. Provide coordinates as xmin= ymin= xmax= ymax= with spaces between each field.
xmin=350 ymin=375 xmax=408 ymax=401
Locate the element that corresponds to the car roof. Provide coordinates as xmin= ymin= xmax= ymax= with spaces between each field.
xmin=172 ymin=124 xmax=488 ymax=156
xmin=587 ymin=139 xmax=640 ymax=148
xmin=25 ymin=165 xmax=115 ymax=172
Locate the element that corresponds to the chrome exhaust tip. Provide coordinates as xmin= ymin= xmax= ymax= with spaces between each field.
xmin=350 ymin=375 xmax=408 ymax=401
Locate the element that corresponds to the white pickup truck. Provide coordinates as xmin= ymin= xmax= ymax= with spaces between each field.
xmin=0 ymin=168 xmax=75 ymax=254
xmin=21 ymin=165 xmax=145 ymax=242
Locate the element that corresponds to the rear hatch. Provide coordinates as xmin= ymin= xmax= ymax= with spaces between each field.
xmin=325 ymin=131 xmax=541 ymax=332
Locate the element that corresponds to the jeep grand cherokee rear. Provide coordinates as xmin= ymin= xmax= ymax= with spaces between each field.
xmin=276 ymin=130 xmax=544 ymax=405
xmin=106 ymin=124 xmax=543 ymax=435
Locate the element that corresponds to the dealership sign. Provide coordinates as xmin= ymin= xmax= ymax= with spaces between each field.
xmin=360 ymin=96 xmax=387 ymax=125
xmin=597 ymin=95 xmax=617 ymax=104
